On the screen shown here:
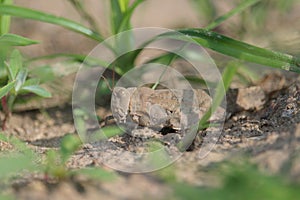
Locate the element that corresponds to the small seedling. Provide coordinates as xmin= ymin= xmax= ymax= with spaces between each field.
xmin=45 ymin=134 xmax=82 ymax=180
xmin=0 ymin=49 xmax=51 ymax=130
xmin=0 ymin=132 xmax=116 ymax=182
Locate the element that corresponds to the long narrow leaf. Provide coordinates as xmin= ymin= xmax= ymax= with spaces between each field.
xmin=0 ymin=5 xmax=104 ymax=42
xmin=117 ymin=0 xmax=144 ymax=33
xmin=28 ymin=53 xmax=110 ymax=67
xmin=205 ymin=0 xmax=261 ymax=30
xmin=0 ymin=33 xmax=39 ymax=46
xmin=0 ymin=0 xmax=13 ymax=35
xmin=198 ymin=61 xmax=238 ymax=129
xmin=118 ymin=0 xmax=130 ymax=12
xmin=110 ymin=0 xmax=123 ymax=34
xmin=66 ymin=0 xmax=100 ymax=33
xmin=0 ymin=81 xmax=15 ymax=99
xmin=164 ymin=29 xmax=300 ymax=73
xmin=112 ymin=0 xmax=145 ymax=58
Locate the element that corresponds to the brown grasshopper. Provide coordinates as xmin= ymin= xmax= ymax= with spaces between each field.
xmin=111 ymin=87 xmax=212 ymax=132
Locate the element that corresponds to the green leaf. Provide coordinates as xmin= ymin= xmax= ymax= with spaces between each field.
xmin=221 ymin=61 xmax=239 ymax=90
xmin=145 ymin=52 xmax=178 ymax=65
xmin=0 ymin=33 xmax=39 ymax=46
xmin=8 ymin=49 xmax=23 ymax=81
xmin=23 ymin=78 xmax=40 ymax=86
xmin=113 ymin=0 xmax=144 ymax=56
xmin=28 ymin=53 xmax=110 ymax=68
xmin=0 ymin=153 xmax=36 ymax=178
xmin=60 ymin=134 xmax=81 ymax=164
xmin=21 ymin=85 xmax=52 ymax=98
xmin=117 ymin=0 xmax=144 ymax=33
xmin=118 ymin=0 xmax=130 ymax=12
xmin=75 ymin=168 xmax=117 ymax=182
xmin=0 ymin=80 xmax=15 ymax=99
xmin=167 ymin=29 xmax=300 ymax=73
xmin=198 ymin=61 xmax=238 ymax=130
xmin=45 ymin=149 xmax=67 ymax=179
xmin=0 ymin=5 xmax=104 ymax=42
xmin=0 ymin=0 xmax=13 ymax=35
xmin=66 ymin=0 xmax=100 ymax=33
xmin=15 ymin=68 xmax=28 ymax=92
xmin=148 ymin=52 xmax=180 ymax=90
xmin=102 ymin=126 xmax=124 ymax=138
xmin=85 ymin=126 xmax=124 ymax=142
xmin=0 ymin=134 xmax=36 ymax=178
xmin=1 ymin=134 xmax=35 ymax=157
xmin=205 ymin=0 xmax=261 ymax=30
xmin=110 ymin=0 xmax=124 ymax=34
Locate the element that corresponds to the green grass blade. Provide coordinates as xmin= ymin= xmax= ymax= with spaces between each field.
xmin=198 ymin=61 xmax=238 ymax=129
xmin=118 ymin=0 xmax=130 ymax=12
xmin=117 ymin=0 xmax=144 ymax=33
xmin=66 ymin=0 xmax=100 ymax=33
xmin=0 ymin=33 xmax=39 ymax=46
xmin=236 ymin=63 xmax=261 ymax=83
xmin=147 ymin=44 xmax=187 ymax=90
xmin=0 ymin=5 xmax=104 ymax=42
xmin=0 ymin=0 xmax=13 ymax=35
xmin=28 ymin=53 xmax=110 ymax=67
xmin=110 ymin=1 xmax=145 ymax=60
xmin=0 ymin=80 xmax=15 ymax=99
xmin=110 ymin=0 xmax=123 ymax=34
xmin=205 ymin=0 xmax=261 ymax=30
xmin=172 ymin=29 xmax=300 ymax=73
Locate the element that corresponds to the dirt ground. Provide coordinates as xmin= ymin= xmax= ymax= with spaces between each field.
xmin=1 ymin=0 xmax=300 ymax=199
xmin=2 ymin=71 xmax=300 ymax=200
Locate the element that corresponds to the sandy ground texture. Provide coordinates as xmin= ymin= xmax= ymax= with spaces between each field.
xmin=0 ymin=72 xmax=300 ymax=199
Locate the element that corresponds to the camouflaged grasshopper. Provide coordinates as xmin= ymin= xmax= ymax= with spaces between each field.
xmin=111 ymin=87 xmax=212 ymax=131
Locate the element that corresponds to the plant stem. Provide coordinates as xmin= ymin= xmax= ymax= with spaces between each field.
xmin=205 ymin=0 xmax=261 ymax=30
xmin=67 ymin=0 xmax=101 ymax=33
xmin=1 ymin=95 xmax=10 ymax=130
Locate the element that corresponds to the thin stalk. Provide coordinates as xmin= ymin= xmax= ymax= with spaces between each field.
xmin=1 ymin=95 xmax=10 ymax=130
xmin=67 ymin=0 xmax=101 ymax=33
xmin=198 ymin=61 xmax=239 ymax=130
xmin=152 ymin=43 xmax=189 ymax=90
xmin=205 ymin=0 xmax=261 ymax=30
